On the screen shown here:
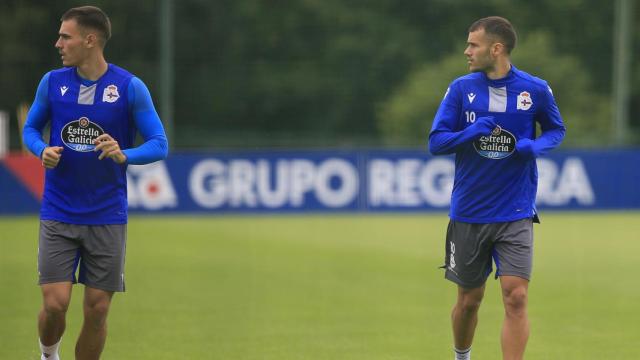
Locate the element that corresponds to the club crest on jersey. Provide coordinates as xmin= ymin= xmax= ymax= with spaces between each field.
xmin=102 ymin=85 xmax=120 ymax=103
xmin=61 ymin=117 xmax=105 ymax=152
xmin=517 ymin=91 xmax=533 ymax=111
xmin=473 ymin=125 xmax=516 ymax=159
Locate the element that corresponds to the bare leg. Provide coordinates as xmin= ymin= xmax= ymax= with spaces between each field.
xmin=452 ymin=283 xmax=486 ymax=351
xmin=500 ymin=276 xmax=529 ymax=360
xmin=75 ymin=287 xmax=114 ymax=360
xmin=39 ymin=282 xmax=73 ymax=346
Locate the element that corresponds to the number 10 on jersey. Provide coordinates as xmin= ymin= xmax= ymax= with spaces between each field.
xmin=465 ymin=111 xmax=476 ymax=123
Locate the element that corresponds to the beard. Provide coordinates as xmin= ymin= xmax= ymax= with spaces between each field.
xmin=469 ymin=55 xmax=495 ymax=73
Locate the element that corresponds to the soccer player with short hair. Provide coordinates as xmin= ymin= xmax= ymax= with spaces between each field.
xmin=22 ymin=6 xmax=168 ymax=360
xmin=428 ymin=16 xmax=565 ymax=360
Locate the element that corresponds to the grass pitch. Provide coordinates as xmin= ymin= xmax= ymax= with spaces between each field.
xmin=1 ymin=213 xmax=639 ymax=359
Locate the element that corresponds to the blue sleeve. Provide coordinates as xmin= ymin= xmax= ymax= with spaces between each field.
xmin=23 ymin=73 xmax=51 ymax=158
xmin=428 ymin=82 xmax=486 ymax=155
xmin=122 ymin=77 xmax=169 ymax=165
xmin=517 ymin=85 xmax=566 ymax=158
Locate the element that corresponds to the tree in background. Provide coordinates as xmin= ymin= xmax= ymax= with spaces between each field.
xmin=0 ymin=0 xmax=635 ymax=149
xmin=377 ymin=31 xmax=611 ymax=147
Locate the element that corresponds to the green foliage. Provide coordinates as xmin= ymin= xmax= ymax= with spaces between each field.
xmin=512 ymin=32 xmax=612 ymax=146
xmin=376 ymin=31 xmax=612 ymax=146
xmin=0 ymin=1 xmax=636 ymax=148
xmin=172 ymin=0 xmax=426 ymax=146
xmin=376 ymin=51 xmax=467 ymax=146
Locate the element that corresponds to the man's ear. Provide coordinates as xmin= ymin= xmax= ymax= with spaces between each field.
xmin=491 ymin=42 xmax=505 ymax=57
xmin=85 ymin=33 xmax=99 ymax=49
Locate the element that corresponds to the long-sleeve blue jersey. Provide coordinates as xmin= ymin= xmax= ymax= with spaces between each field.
xmin=23 ymin=64 xmax=168 ymax=224
xmin=429 ymin=65 xmax=565 ymax=223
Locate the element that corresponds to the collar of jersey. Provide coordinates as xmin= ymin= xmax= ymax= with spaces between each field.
xmin=481 ymin=64 xmax=517 ymax=86
xmin=73 ymin=63 xmax=112 ymax=87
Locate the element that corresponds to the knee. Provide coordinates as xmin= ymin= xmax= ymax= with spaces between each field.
xmin=43 ymin=296 xmax=70 ymax=315
xmin=457 ymin=293 xmax=484 ymax=316
xmin=460 ymin=298 xmax=482 ymax=315
xmin=85 ymin=299 xmax=111 ymax=320
xmin=83 ymin=300 xmax=111 ymax=330
xmin=503 ymin=286 xmax=528 ymax=314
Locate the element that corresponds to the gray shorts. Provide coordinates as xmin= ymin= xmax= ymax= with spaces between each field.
xmin=38 ymin=220 xmax=127 ymax=292
xmin=442 ymin=218 xmax=533 ymax=288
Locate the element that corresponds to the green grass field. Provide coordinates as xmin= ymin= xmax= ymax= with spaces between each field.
xmin=1 ymin=213 xmax=639 ymax=359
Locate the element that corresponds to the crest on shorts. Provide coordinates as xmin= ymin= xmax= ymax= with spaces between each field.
xmin=517 ymin=91 xmax=533 ymax=111
xmin=102 ymin=84 xmax=120 ymax=103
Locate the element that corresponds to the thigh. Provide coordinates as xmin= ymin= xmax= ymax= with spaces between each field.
xmin=78 ymin=224 xmax=127 ymax=292
xmin=38 ymin=220 xmax=81 ymax=285
xmin=443 ymin=220 xmax=496 ymax=289
xmin=40 ymin=282 xmax=73 ymax=312
xmin=493 ymin=218 xmax=534 ymax=280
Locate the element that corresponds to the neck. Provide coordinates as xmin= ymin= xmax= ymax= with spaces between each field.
xmin=76 ymin=53 xmax=108 ymax=81
xmin=485 ymin=59 xmax=511 ymax=80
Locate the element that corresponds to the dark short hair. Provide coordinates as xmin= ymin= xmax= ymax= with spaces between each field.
xmin=468 ymin=16 xmax=517 ymax=54
xmin=61 ymin=6 xmax=112 ymax=46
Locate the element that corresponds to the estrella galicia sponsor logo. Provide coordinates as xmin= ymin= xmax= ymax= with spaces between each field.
xmin=61 ymin=117 xmax=105 ymax=152
xmin=473 ymin=126 xmax=516 ymax=159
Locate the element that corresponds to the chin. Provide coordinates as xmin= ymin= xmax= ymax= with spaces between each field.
xmin=469 ymin=64 xmax=488 ymax=73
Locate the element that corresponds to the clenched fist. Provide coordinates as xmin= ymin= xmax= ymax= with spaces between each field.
xmin=94 ymin=134 xmax=127 ymax=164
xmin=41 ymin=146 xmax=63 ymax=169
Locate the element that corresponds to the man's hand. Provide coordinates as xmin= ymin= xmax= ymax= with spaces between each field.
xmin=41 ymin=146 xmax=64 ymax=169
xmin=471 ymin=116 xmax=497 ymax=136
xmin=516 ymin=138 xmax=536 ymax=158
xmin=94 ymin=134 xmax=127 ymax=164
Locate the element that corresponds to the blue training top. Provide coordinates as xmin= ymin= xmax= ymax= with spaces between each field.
xmin=23 ymin=64 xmax=168 ymax=225
xmin=429 ymin=65 xmax=565 ymax=223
